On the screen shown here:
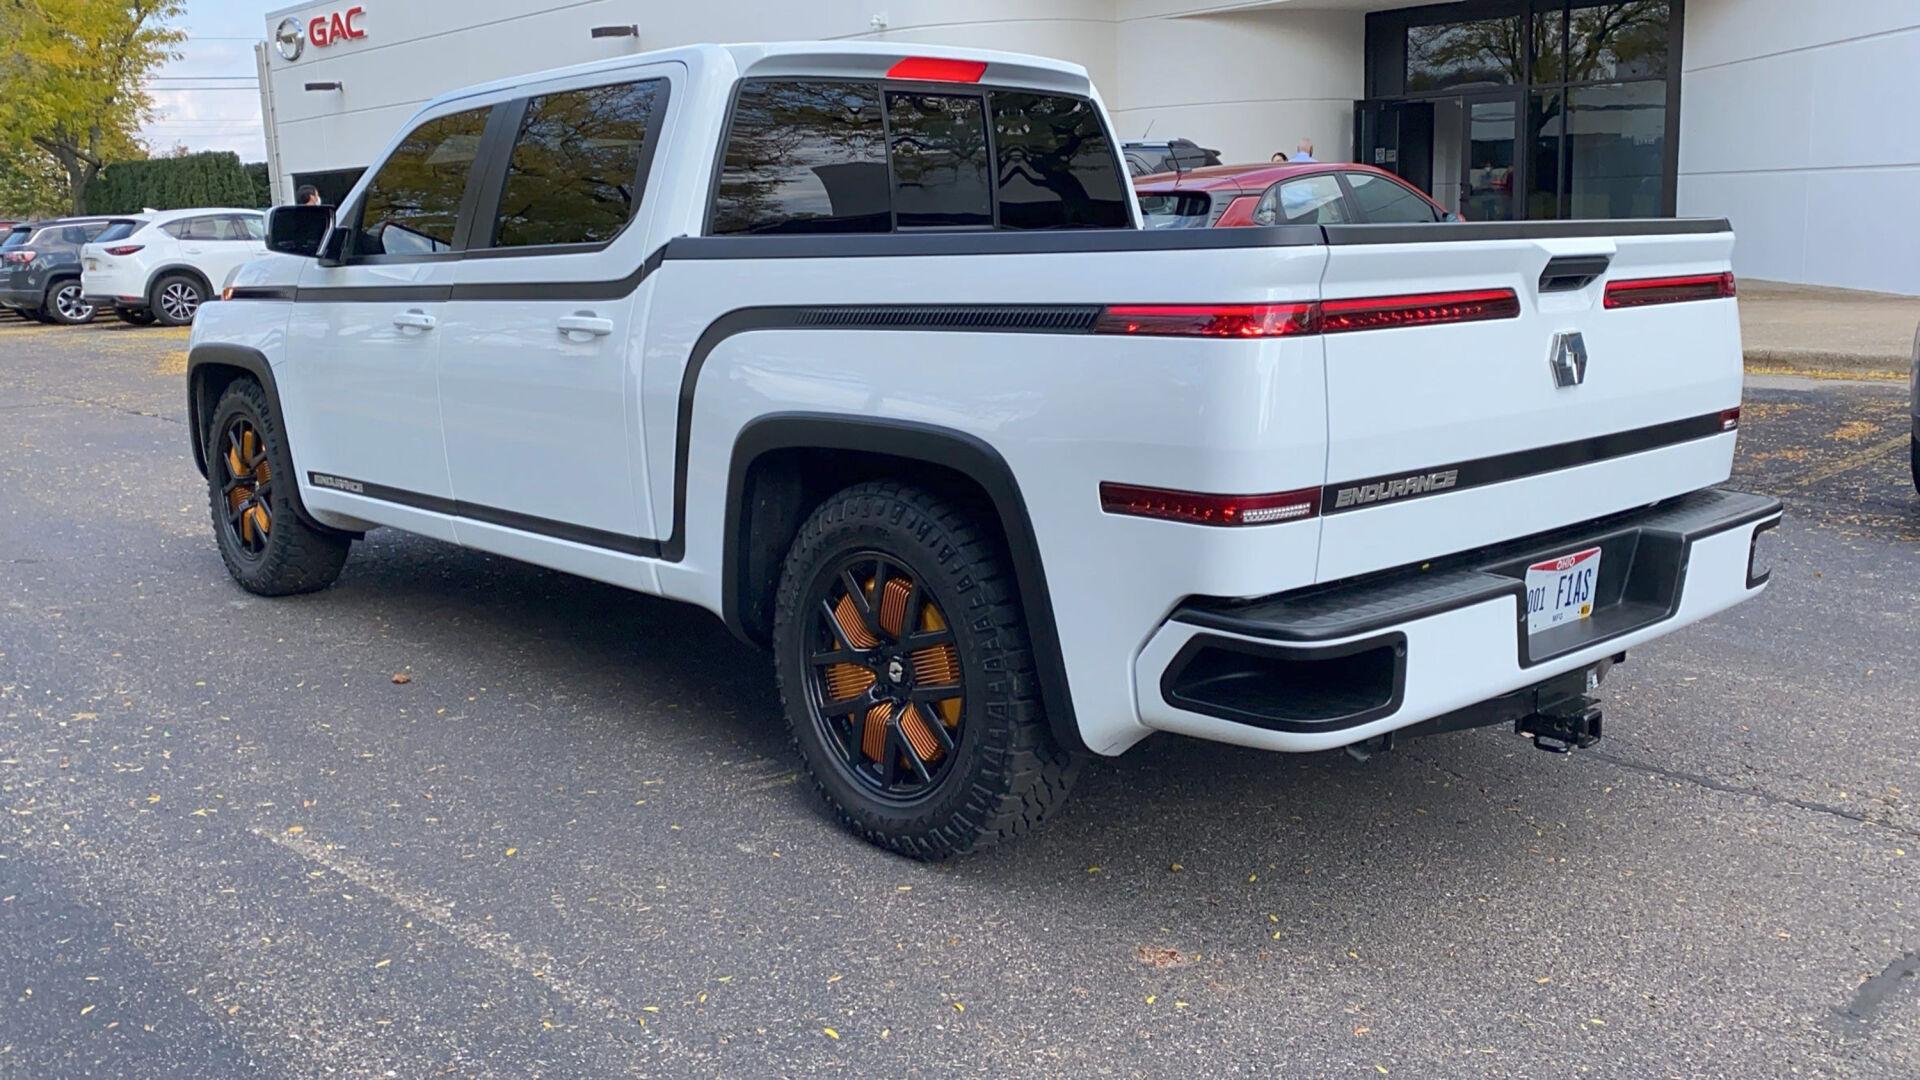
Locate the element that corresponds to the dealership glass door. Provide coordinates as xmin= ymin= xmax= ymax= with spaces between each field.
xmin=1462 ymin=91 xmax=1521 ymax=222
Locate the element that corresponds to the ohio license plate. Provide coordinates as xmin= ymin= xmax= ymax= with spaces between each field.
xmin=84 ymin=259 xmax=98 ymax=271
xmin=1526 ymin=546 xmax=1601 ymax=635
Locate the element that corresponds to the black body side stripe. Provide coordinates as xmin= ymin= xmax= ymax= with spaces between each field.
xmin=1321 ymin=412 xmax=1732 ymax=515
xmin=307 ymin=473 xmax=661 ymax=557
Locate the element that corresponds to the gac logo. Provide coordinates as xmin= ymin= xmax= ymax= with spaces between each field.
xmin=308 ymin=7 xmax=367 ymax=51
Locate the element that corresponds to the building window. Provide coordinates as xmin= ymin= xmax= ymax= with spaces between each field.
xmin=1406 ymin=16 xmax=1524 ymax=92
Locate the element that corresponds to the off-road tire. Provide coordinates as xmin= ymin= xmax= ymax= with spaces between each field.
xmin=206 ymin=378 xmax=351 ymax=595
xmin=151 ymin=272 xmax=206 ymax=327
xmin=44 ymin=279 xmax=93 ymax=325
xmin=773 ymin=481 xmax=1082 ymax=859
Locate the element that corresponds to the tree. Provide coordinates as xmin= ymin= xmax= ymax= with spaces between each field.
xmin=0 ymin=142 xmax=70 ymax=217
xmin=0 ymin=0 xmax=186 ymax=214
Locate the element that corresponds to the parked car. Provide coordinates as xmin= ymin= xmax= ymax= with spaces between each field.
xmin=0 ymin=217 xmax=138 ymax=324
xmin=1135 ymin=161 xmax=1456 ymax=229
xmin=1123 ymin=138 xmax=1221 ymax=177
xmin=81 ymin=208 xmax=268 ymax=327
xmin=188 ymin=42 xmax=1778 ymax=857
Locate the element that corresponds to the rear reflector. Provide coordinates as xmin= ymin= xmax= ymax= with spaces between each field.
xmin=1719 ymin=406 xmax=1741 ymax=431
xmin=1099 ymin=482 xmax=1321 ymax=527
xmin=1093 ymin=289 xmax=1520 ymax=339
xmin=1604 ymin=271 xmax=1736 ymax=309
xmin=887 ymin=57 xmax=988 ymax=83
xmin=104 ymin=245 xmax=144 ymax=256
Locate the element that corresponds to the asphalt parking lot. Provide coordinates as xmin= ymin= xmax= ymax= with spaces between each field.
xmin=2 ymin=315 xmax=1916 ymax=1079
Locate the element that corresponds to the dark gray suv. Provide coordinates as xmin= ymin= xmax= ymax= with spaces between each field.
xmin=0 ymin=218 xmax=134 ymax=325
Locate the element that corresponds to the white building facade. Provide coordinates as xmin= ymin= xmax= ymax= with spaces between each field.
xmin=258 ymin=0 xmax=1920 ymax=294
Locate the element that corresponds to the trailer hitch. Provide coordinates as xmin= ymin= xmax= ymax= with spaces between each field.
xmin=1515 ymin=699 xmax=1603 ymax=754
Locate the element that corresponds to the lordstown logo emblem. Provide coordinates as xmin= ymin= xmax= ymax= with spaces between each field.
xmin=1549 ymin=331 xmax=1589 ymax=388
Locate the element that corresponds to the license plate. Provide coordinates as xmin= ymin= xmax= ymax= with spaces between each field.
xmin=1526 ymin=546 xmax=1601 ymax=635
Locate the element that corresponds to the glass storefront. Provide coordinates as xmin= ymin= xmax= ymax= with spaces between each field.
xmin=1359 ymin=0 xmax=1680 ymax=221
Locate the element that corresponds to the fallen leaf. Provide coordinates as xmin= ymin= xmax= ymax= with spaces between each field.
xmin=285 ymin=825 xmax=304 ymax=836
xmin=952 ymin=1002 xmax=965 ymax=1013
xmin=391 ymin=673 xmax=412 ymax=685
xmin=505 ymin=848 xmax=518 ymax=857
xmin=822 ymin=1027 xmax=840 ymax=1040
xmin=374 ymin=959 xmax=391 ymax=969
xmin=1136 ymin=945 xmax=1184 ymax=969
xmin=79 ymin=1005 xmax=95 ymax=1016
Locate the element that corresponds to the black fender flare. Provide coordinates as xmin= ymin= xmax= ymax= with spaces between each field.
xmin=186 ymin=342 xmax=346 ymax=536
xmin=724 ymin=413 xmax=1085 ymax=754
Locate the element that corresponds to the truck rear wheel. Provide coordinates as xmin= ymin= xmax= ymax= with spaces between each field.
xmin=205 ymin=378 xmax=351 ymax=596
xmin=773 ymin=481 xmax=1082 ymax=859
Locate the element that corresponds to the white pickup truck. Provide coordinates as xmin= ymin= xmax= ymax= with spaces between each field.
xmin=187 ymin=42 xmax=1781 ymax=858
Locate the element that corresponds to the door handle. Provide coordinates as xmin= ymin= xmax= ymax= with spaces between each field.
xmin=557 ymin=313 xmax=614 ymax=339
xmin=392 ymin=309 xmax=437 ymax=332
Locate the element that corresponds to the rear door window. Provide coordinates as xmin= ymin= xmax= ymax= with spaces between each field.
xmin=1345 ymin=172 xmax=1439 ymax=223
xmin=990 ymin=92 xmax=1129 ymax=230
xmin=886 ymin=92 xmax=992 ymax=229
xmin=1257 ymin=174 xmax=1351 ymax=225
xmin=490 ymin=79 xmax=667 ymax=249
xmin=711 ymin=80 xmax=890 ymax=236
xmin=355 ymin=105 xmax=492 ymax=257
xmin=1138 ymin=192 xmax=1213 ymax=229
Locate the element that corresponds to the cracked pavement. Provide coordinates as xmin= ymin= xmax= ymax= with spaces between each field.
xmin=2 ymin=317 xmax=1917 ymax=1077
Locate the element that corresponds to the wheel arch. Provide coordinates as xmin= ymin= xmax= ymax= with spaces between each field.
xmin=187 ymin=343 xmax=348 ymax=536
xmin=150 ymin=264 xmax=214 ymax=296
xmin=725 ymin=413 xmax=1086 ymax=753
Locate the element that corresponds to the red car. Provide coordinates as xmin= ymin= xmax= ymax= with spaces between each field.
xmin=1133 ymin=162 xmax=1456 ymax=230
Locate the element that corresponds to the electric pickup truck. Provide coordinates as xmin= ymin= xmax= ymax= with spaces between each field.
xmin=186 ymin=42 xmax=1782 ymax=858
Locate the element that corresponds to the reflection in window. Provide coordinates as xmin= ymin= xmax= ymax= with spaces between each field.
xmin=1531 ymin=5 xmax=1565 ymax=83
xmin=1257 ymin=175 xmax=1350 ymax=225
xmin=1407 ymin=16 xmax=1524 ymax=92
xmin=1566 ymin=81 xmax=1665 ymax=218
xmin=358 ymin=106 xmax=490 ymax=256
xmin=1347 ymin=172 xmax=1438 ymax=223
xmin=711 ymin=81 xmax=890 ymax=235
xmin=1568 ymin=1 xmax=1669 ymax=81
xmin=990 ymin=92 xmax=1130 ymax=230
xmin=493 ymin=80 xmax=664 ymax=249
xmin=1528 ymin=90 xmax=1566 ymax=219
xmin=887 ymin=93 xmax=992 ymax=229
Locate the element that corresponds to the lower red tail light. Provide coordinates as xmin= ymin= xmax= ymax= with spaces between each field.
xmin=1094 ymin=303 xmax=1318 ymax=338
xmin=1099 ymin=482 xmax=1321 ymax=527
xmin=1604 ymin=271 xmax=1736 ymax=309
xmin=1719 ymin=406 xmax=1741 ymax=431
xmin=104 ymin=245 xmax=144 ymax=256
xmin=1318 ymin=288 xmax=1520 ymax=333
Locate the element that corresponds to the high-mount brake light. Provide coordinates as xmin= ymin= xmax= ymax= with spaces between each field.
xmin=1092 ymin=289 xmax=1520 ymax=339
xmin=1094 ymin=303 xmax=1317 ymax=338
xmin=1318 ymin=288 xmax=1520 ymax=333
xmin=105 ymin=245 xmax=144 ymax=256
xmin=1604 ymin=271 xmax=1736 ymax=309
xmin=1099 ymin=482 xmax=1322 ymax=527
xmin=887 ymin=57 xmax=988 ymax=83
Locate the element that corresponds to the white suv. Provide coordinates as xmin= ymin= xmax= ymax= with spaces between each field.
xmin=82 ymin=208 xmax=266 ymax=326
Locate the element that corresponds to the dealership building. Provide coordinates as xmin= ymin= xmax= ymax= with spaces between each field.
xmin=257 ymin=0 xmax=1920 ymax=294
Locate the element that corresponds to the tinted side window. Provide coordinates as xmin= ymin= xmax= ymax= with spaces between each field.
xmin=94 ymin=222 xmax=141 ymax=243
xmin=990 ymin=93 xmax=1129 ymax=230
xmin=357 ymin=106 xmax=491 ymax=257
xmin=161 ymin=219 xmax=191 ymax=240
xmin=1347 ymin=172 xmax=1438 ymax=223
xmin=887 ymin=92 xmax=991 ymax=229
xmin=711 ymin=80 xmax=889 ymax=236
xmin=492 ymin=79 xmax=665 ymax=249
xmin=1257 ymin=175 xmax=1351 ymax=225
xmin=236 ymin=215 xmax=266 ymax=241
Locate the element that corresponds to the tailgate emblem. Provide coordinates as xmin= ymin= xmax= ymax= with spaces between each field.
xmin=1549 ymin=331 xmax=1589 ymax=388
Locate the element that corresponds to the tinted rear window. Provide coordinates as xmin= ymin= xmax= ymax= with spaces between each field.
xmin=1 ymin=228 xmax=31 ymax=250
xmin=990 ymin=93 xmax=1129 ymax=230
xmin=93 ymin=221 xmax=142 ymax=243
xmin=491 ymin=79 xmax=666 ymax=249
xmin=711 ymin=81 xmax=890 ymax=236
xmin=710 ymin=80 xmax=1130 ymax=236
xmin=1138 ymin=192 xmax=1212 ymax=230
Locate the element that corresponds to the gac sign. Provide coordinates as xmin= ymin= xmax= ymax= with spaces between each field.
xmin=308 ymin=6 xmax=367 ymax=49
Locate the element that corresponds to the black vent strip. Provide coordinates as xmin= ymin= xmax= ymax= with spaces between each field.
xmin=793 ymin=305 xmax=1102 ymax=333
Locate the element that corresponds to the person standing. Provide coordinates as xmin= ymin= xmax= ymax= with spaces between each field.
xmin=296 ymin=184 xmax=322 ymax=206
xmin=1291 ymin=138 xmax=1318 ymax=163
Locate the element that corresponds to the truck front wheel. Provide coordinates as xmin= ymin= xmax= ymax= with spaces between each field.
xmin=205 ymin=378 xmax=351 ymax=596
xmin=773 ymin=481 xmax=1082 ymax=859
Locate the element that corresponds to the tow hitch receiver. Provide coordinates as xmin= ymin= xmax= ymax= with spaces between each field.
xmin=1516 ymin=698 xmax=1603 ymax=753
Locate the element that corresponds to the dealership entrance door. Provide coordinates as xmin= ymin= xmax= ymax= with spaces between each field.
xmin=1358 ymin=89 xmax=1523 ymax=221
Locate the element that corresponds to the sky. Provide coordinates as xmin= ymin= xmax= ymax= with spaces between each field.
xmin=141 ymin=0 xmax=274 ymax=161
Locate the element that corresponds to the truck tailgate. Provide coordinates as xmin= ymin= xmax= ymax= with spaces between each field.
xmin=1314 ymin=225 xmax=1741 ymax=583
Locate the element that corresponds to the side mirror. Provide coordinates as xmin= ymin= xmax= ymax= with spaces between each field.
xmin=265 ymin=204 xmax=334 ymax=258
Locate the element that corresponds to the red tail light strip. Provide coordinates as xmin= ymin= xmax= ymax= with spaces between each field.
xmin=1604 ymin=271 xmax=1736 ymax=309
xmin=887 ymin=57 xmax=988 ymax=83
xmin=104 ymin=245 xmax=145 ymax=256
xmin=1093 ymin=288 xmax=1521 ymax=339
xmin=1099 ymin=482 xmax=1321 ymax=527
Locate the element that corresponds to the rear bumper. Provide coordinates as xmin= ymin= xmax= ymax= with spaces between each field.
xmin=1134 ymin=488 xmax=1782 ymax=752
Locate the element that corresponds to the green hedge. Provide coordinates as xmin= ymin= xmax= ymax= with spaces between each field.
xmin=85 ymin=151 xmax=265 ymax=214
